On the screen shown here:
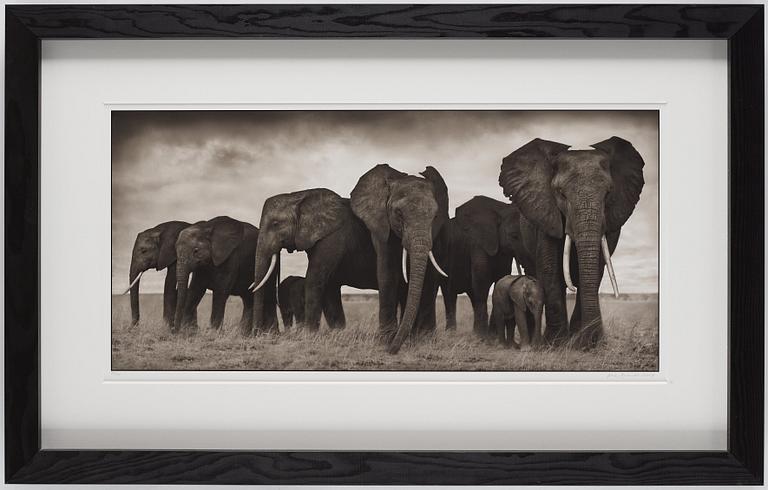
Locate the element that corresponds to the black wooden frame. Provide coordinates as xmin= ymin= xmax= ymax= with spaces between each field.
xmin=5 ymin=3 xmax=764 ymax=485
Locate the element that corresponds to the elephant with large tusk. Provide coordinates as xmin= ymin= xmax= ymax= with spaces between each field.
xmin=250 ymin=188 xmax=390 ymax=332
xmin=124 ymin=221 xmax=191 ymax=328
xmin=351 ymin=164 xmax=450 ymax=354
xmin=499 ymin=137 xmax=645 ymax=349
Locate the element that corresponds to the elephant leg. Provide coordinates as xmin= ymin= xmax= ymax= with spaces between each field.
xmin=443 ymin=286 xmax=458 ymax=331
xmin=182 ymin=281 xmax=206 ymax=330
xmin=295 ymin=303 xmax=305 ymax=327
xmin=530 ymin=309 xmax=543 ymax=348
xmin=323 ymin=286 xmax=346 ymax=329
xmin=280 ymin=307 xmax=293 ymax=329
xmin=162 ymin=266 xmax=177 ymax=328
xmin=505 ymin=312 xmax=519 ymax=349
xmin=525 ymin=310 xmax=541 ymax=348
xmin=304 ymin=241 xmax=344 ymax=332
xmin=569 ymin=292 xmax=582 ymax=333
xmin=210 ymin=290 xmax=228 ymax=330
xmin=414 ymin=270 xmax=439 ymax=335
xmin=537 ymin=234 xmax=568 ymax=344
xmin=467 ymin=290 xmax=481 ymax=335
xmin=469 ymin=252 xmax=491 ymax=337
xmin=303 ymin=273 xmax=329 ymax=332
xmin=468 ymin=285 xmax=491 ymax=338
xmin=514 ymin=306 xmax=531 ymax=350
xmin=374 ymin=239 xmax=400 ymax=339
xmin=470 ymin=256 xmax=492 ymax=336
xmin=490 ymin=305 xmax=505 ymax=345
xmin=262 ymin=295 xmax=279 ymax=334
xmin=470 ymin=296 xmax=489 ymax=337
xmin=239 ymin=294 xmax=254 ymax=335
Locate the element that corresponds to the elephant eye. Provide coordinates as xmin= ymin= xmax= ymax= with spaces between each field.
xmin=193 ymin=247 xmax=199 ymax=253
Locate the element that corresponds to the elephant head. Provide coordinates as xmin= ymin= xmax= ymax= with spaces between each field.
xmin=174 ymin=216 xmax=245 ymax=331
xmin=499 ymin=137 xmax=644 ymax=342
xmin=125 ymin=221 xmax=189 ymax=326
xmin=250 ymin=188 xmax=348 ymax=293
xmin=455 ymin=196 xmax=524 ymax=272
xmin=351 ymin=164 xmax=449 ymax=353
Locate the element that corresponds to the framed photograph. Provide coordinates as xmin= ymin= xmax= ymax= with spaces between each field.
xmin=6 ymin=3 xmax=763 ymax=486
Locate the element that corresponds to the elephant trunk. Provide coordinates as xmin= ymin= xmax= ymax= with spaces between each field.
xmin=128 ymin=260 xmax=142 ymax=326
xmin=173 ymin=261 xmax=190 ymax=333
xmin=574 ymin=233 xmax=603 ymax=344
xmin=388 ymin=240 xmax=430 ymax=354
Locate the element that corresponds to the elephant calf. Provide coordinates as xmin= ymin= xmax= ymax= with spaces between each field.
xmin=491 ymin=275 xmax=544 ymax=350
xmin=278 ymin=276 xmax=305 ymax=328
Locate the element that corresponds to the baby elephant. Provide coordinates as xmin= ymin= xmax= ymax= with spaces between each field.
xmin=278 ymin=276 xmax=305 ymax=328
xmin=491 ymin=275 xmax=544 ymax=350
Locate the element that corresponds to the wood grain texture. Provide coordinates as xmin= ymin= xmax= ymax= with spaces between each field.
xmin=7 ymin=450 xmax=761 ymax=485
xmin=6 ymin=4 xmax=761 ymax=39
xmin=4 ymin=2 xmax=764 ymax=486
xmin=728 ymin=6 xmax=765 ymax=484
xmin=4 ymin=10 xmax=41 ymax=481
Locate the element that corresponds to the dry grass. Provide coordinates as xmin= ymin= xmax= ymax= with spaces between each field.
xmin=112 ymin=294 xmax=658 ymax=371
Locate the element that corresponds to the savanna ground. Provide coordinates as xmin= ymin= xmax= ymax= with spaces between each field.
xmin=112 ymin=293 xmax=658 ymax=371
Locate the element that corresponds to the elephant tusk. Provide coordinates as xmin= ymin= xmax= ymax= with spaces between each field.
xmin=187 ymin=273 xmax=193 ymax=289
xmin=602 ymin=236 xmax=620 ymax=298
xmin=122 ymin=271 xmax=143 ymax=295
xmin=251 ymin=254 xmax=277 ymax=292
xmin=428 ymin=251 xmax=448 ymax=278
xmin=563 ymin=235 xmax=576 ymax=292
xmin=514 ymin=260 xmax=522 ymax=276
xmin=402 ymin=248 xmax=408 ymax=283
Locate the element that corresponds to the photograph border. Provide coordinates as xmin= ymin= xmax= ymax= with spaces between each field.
xmin=5 ymin=3 xmax=763 ymax=485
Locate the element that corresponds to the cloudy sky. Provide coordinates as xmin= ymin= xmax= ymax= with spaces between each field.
xmin=112 ymin=110 xmax=658 ymax=294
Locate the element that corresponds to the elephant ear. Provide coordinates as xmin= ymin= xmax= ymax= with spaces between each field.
xmin=351 ymin=164 xmax=407 ymax=243
xmin=209 ymin=216 xmax=244 ymax=266
xmin=156 ymin=221 xmax=188 ymax=270
xmin=499 ymin=138 xmax=570 ymax=239
xmin=591 ymin=136 xmax=645 ymax=232
xmin=456 ymin=196 xmax=500 ymax=256
xmin=419 ymin=166 xmax=449 ymax=238
xmin=295 ymin=189 xmax=347 ymax=250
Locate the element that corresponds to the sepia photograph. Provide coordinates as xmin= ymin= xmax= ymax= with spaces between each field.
xmin=111 ymin=109 xmax=659 ymax=371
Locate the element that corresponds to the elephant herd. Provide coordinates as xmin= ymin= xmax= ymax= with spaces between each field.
xmin=125 ymin=136 xmax=645 ymax=354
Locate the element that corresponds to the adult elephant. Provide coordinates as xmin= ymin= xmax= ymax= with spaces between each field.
xmin=124 ymin=221 xmax=190 ymax=328
xmin=250 ymin=188 xmax=383 ymax=331
xmin=174 ymin=216 xmax=278 ymax=334
xmin=499 ymin=137 xmax=644 ymax=348
xmin=351 ymin=164 xmax=450 ymax=354
xmin=438 ymin=196 xmax=533 ymax=335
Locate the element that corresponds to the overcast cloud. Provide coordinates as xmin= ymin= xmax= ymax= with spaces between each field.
xmin=112 ymin=110 xmax=658 ymax=294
